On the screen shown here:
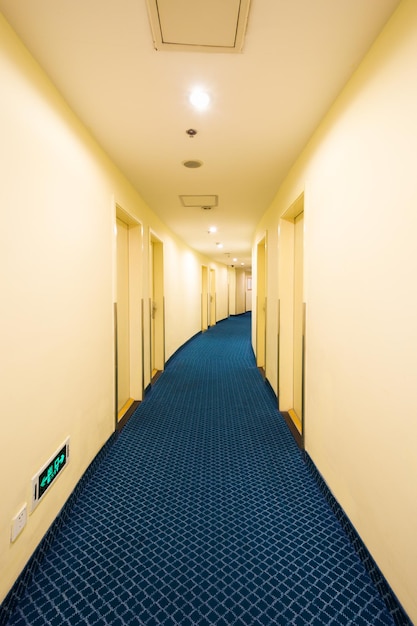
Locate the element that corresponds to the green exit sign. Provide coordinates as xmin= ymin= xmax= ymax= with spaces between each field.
xmin=31 ymin=438 xmax=70 ymax=511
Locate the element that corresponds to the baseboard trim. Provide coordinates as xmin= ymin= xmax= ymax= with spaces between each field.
xmin=117 ymin=400 xmax=140 ymax=431
xmin=164 ymin=330 xmax=202 ymax=367
xmin=303 ymin=452 xmax=412 ymax=626
xmin=262 ymin=378 xmax=304 ymax=450
xmin=281 ymin=411 xmax=303 ymax=450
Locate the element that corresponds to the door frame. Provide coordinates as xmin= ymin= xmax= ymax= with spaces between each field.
xmin=201 ymin=265 xmax=209 ymax=331
xmin=278 ymin=193 xmax=305 ymax=446
xmin=114 ymin=205 xmax=143 ymax=430
xmin=209 ymin=268 xmax=216 ymax=326
xmin=149 ymin=231 xmax=165 ymax=383
xmin=256 ymin=234 xmax=267 ymax=376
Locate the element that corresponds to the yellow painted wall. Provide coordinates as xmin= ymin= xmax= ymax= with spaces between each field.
xmin=0 ymin=13 xmax=230 ymax=603
xmin=253 ymin=1 xmax=417 ymax=620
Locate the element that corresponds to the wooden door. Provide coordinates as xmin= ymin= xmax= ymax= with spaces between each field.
xmin=116 ymin=218 xmax=131 ymax=415
xmin=293 ymin=211 xmax=304 ymax=424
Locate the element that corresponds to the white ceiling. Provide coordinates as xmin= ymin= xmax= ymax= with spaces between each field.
xmin=0 ymin=0 xmax=400 ymax=269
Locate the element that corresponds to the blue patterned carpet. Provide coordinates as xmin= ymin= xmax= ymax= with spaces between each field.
xmin=3 ymin=314 xmax=402 ymax=624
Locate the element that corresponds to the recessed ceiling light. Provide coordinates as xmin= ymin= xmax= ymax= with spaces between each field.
xmin=216 ymin=242 xmax=223 ymax=249
xmin=189 ymin=88 xmax=210 ymax=111
xmin=208 ymin=226 xmax=217 ymax=234
xmin=233 ymin=258 xmax=238 ymax=262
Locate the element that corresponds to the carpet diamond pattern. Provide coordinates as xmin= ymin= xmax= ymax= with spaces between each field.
xmin=4 ymin=314 xmax=401 ymax=624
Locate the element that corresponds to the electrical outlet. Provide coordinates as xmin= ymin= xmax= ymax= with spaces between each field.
xmin=11 ymin=504 xmax=27 ymax=542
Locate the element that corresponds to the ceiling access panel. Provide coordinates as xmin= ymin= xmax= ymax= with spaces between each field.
xmin=179 ymin=195 xmax=218 ymax=209
xmin=146 ymin=0 xmax=251 ymax=53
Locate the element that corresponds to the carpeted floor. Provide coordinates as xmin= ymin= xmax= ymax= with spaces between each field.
xmin=3 ymin=314 xmax=403 ymax=624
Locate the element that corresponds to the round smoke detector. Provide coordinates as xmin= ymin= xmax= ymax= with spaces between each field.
xmin=183 ymin=160 xmax=203 ymax=168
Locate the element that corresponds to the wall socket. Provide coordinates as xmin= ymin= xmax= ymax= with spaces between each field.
xmin=11 ymin=504 xmax=27 ymax=542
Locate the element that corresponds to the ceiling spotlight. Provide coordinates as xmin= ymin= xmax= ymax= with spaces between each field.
xmin=186 ymin=128 xmax=197 ymax=138
xmin=233 ymin=258 xmax=238 ymax=262
xmin=208 ymin=226 xmax=217 ymax=234
xmin=216 ymin=242 xmax=223 ymax=249
xmin=189 ymin=88 xmax=210 ymax=111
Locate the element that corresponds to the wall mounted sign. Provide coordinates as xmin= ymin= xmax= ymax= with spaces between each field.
xmin=31 ymin=437 xmax=70 ymax=511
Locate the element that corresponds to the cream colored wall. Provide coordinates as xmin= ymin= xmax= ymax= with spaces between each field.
xmin=253 ymin=1 xmax=417 ymax=621
xmin=0 ymin=14 xmax=230 ymax=604
xmin=0 ymin=15 xmax=113 ymax=601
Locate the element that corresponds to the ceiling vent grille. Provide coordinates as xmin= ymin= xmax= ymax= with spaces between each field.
xmin=180 ymin=195 xmax=218 ymax=208
xmin=146 ymin=0 xmax=251 ymax=53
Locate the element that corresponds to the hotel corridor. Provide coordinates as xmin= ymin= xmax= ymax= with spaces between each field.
xmin=2 ymin=314 xmax=406 ymax=626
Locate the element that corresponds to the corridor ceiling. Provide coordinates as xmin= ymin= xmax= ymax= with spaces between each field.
xmin=0 ymin=0 xmax=400 ymax=269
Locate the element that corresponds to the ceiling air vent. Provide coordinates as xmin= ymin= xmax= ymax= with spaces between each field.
xmin=183 ymin=160 xmax=203 ymax=169
xmin=146 ymin=0 xmax=251 ymax=53
xmin=180 ymin=195 xmax=218 ymax=209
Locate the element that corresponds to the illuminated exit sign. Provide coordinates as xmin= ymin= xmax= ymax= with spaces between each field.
xmin=31 ymin=437 xmax=70 ymax=511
